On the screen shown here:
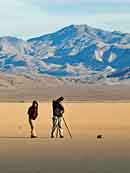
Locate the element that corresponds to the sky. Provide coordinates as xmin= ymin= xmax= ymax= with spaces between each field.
xmin=0 ymin=0 xmax=130 ymax=39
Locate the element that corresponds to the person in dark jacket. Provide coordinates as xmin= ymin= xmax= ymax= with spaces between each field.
xmin=28 ymin=100 xmax=38 ymax=138
xmin=51 ymin=96 xmax=64 ymax=138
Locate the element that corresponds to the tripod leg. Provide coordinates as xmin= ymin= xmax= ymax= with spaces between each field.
xmin=62 ymin=117 xmax=72 ymax=139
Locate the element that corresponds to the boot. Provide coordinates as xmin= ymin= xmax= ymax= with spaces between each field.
xmin=51 ymin=131 xmax=54 ymax=138
xmin=31 ymin=130 xmax=37 ymax=138
xmin=31 ymin=134 xmax=37 ymax=138
xmin=60 ymin=135 xmax=64 ymax=138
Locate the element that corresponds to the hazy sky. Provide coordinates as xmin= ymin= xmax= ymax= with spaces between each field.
xmin=0 ymin=0 xmax=130 ymax=39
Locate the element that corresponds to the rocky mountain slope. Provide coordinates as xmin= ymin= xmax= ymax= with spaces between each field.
xmin=0 ymin=24 xmax=130 ymax=82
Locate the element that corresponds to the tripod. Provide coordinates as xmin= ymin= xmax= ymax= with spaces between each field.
xmin=55 ymin=117 xmax=72 ymax=139
xmin=62 ymin=117 xmax=72 ymax=139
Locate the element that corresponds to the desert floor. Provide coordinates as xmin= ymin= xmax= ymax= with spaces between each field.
xmin=0 ymin=102 xmax=130 ymax=173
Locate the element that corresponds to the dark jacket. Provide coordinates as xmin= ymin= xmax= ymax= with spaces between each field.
xmin=53 ymin=100 xmax=64 ymax=117
xmin=28 ymin=106 xmax=38 ymax=120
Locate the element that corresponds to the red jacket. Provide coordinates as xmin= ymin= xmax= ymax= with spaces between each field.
xmin=28 ymin=106 xmax=38 ymax=120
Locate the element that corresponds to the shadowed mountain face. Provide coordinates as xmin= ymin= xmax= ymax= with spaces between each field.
xmin=0 ymin=25 xmax=130 ymax=82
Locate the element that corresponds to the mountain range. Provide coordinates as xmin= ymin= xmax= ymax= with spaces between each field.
xmin=0 ymin=24 xmax=130 ymax=82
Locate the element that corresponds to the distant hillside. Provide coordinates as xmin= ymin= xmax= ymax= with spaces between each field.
xmin=0 ymin=25 xmax=130 ymax=83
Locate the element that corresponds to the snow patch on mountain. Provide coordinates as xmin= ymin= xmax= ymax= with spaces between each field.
xmin=66 ymin=63 xmax=88 ymax=76
xmin=108 ymin=53 xmax=117 ymax=63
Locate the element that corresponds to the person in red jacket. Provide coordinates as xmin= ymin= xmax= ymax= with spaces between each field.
xmin=28 ymin=100 xmax=38 ymax=138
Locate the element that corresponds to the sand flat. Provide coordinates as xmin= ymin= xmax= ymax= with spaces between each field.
xmin=0 ymin=102 xmax=130 ymax=173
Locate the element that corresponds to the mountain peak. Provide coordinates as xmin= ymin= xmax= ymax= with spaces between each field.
xmin=73 ymin=24 xmax=92 ymax=30
xmin=28 ymin=24 xmax=92 ymax=43
xmin=0 ymin=24 xmax=130 ymax=81
xmin=60 ymin=24 xmax=95 ymax=35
